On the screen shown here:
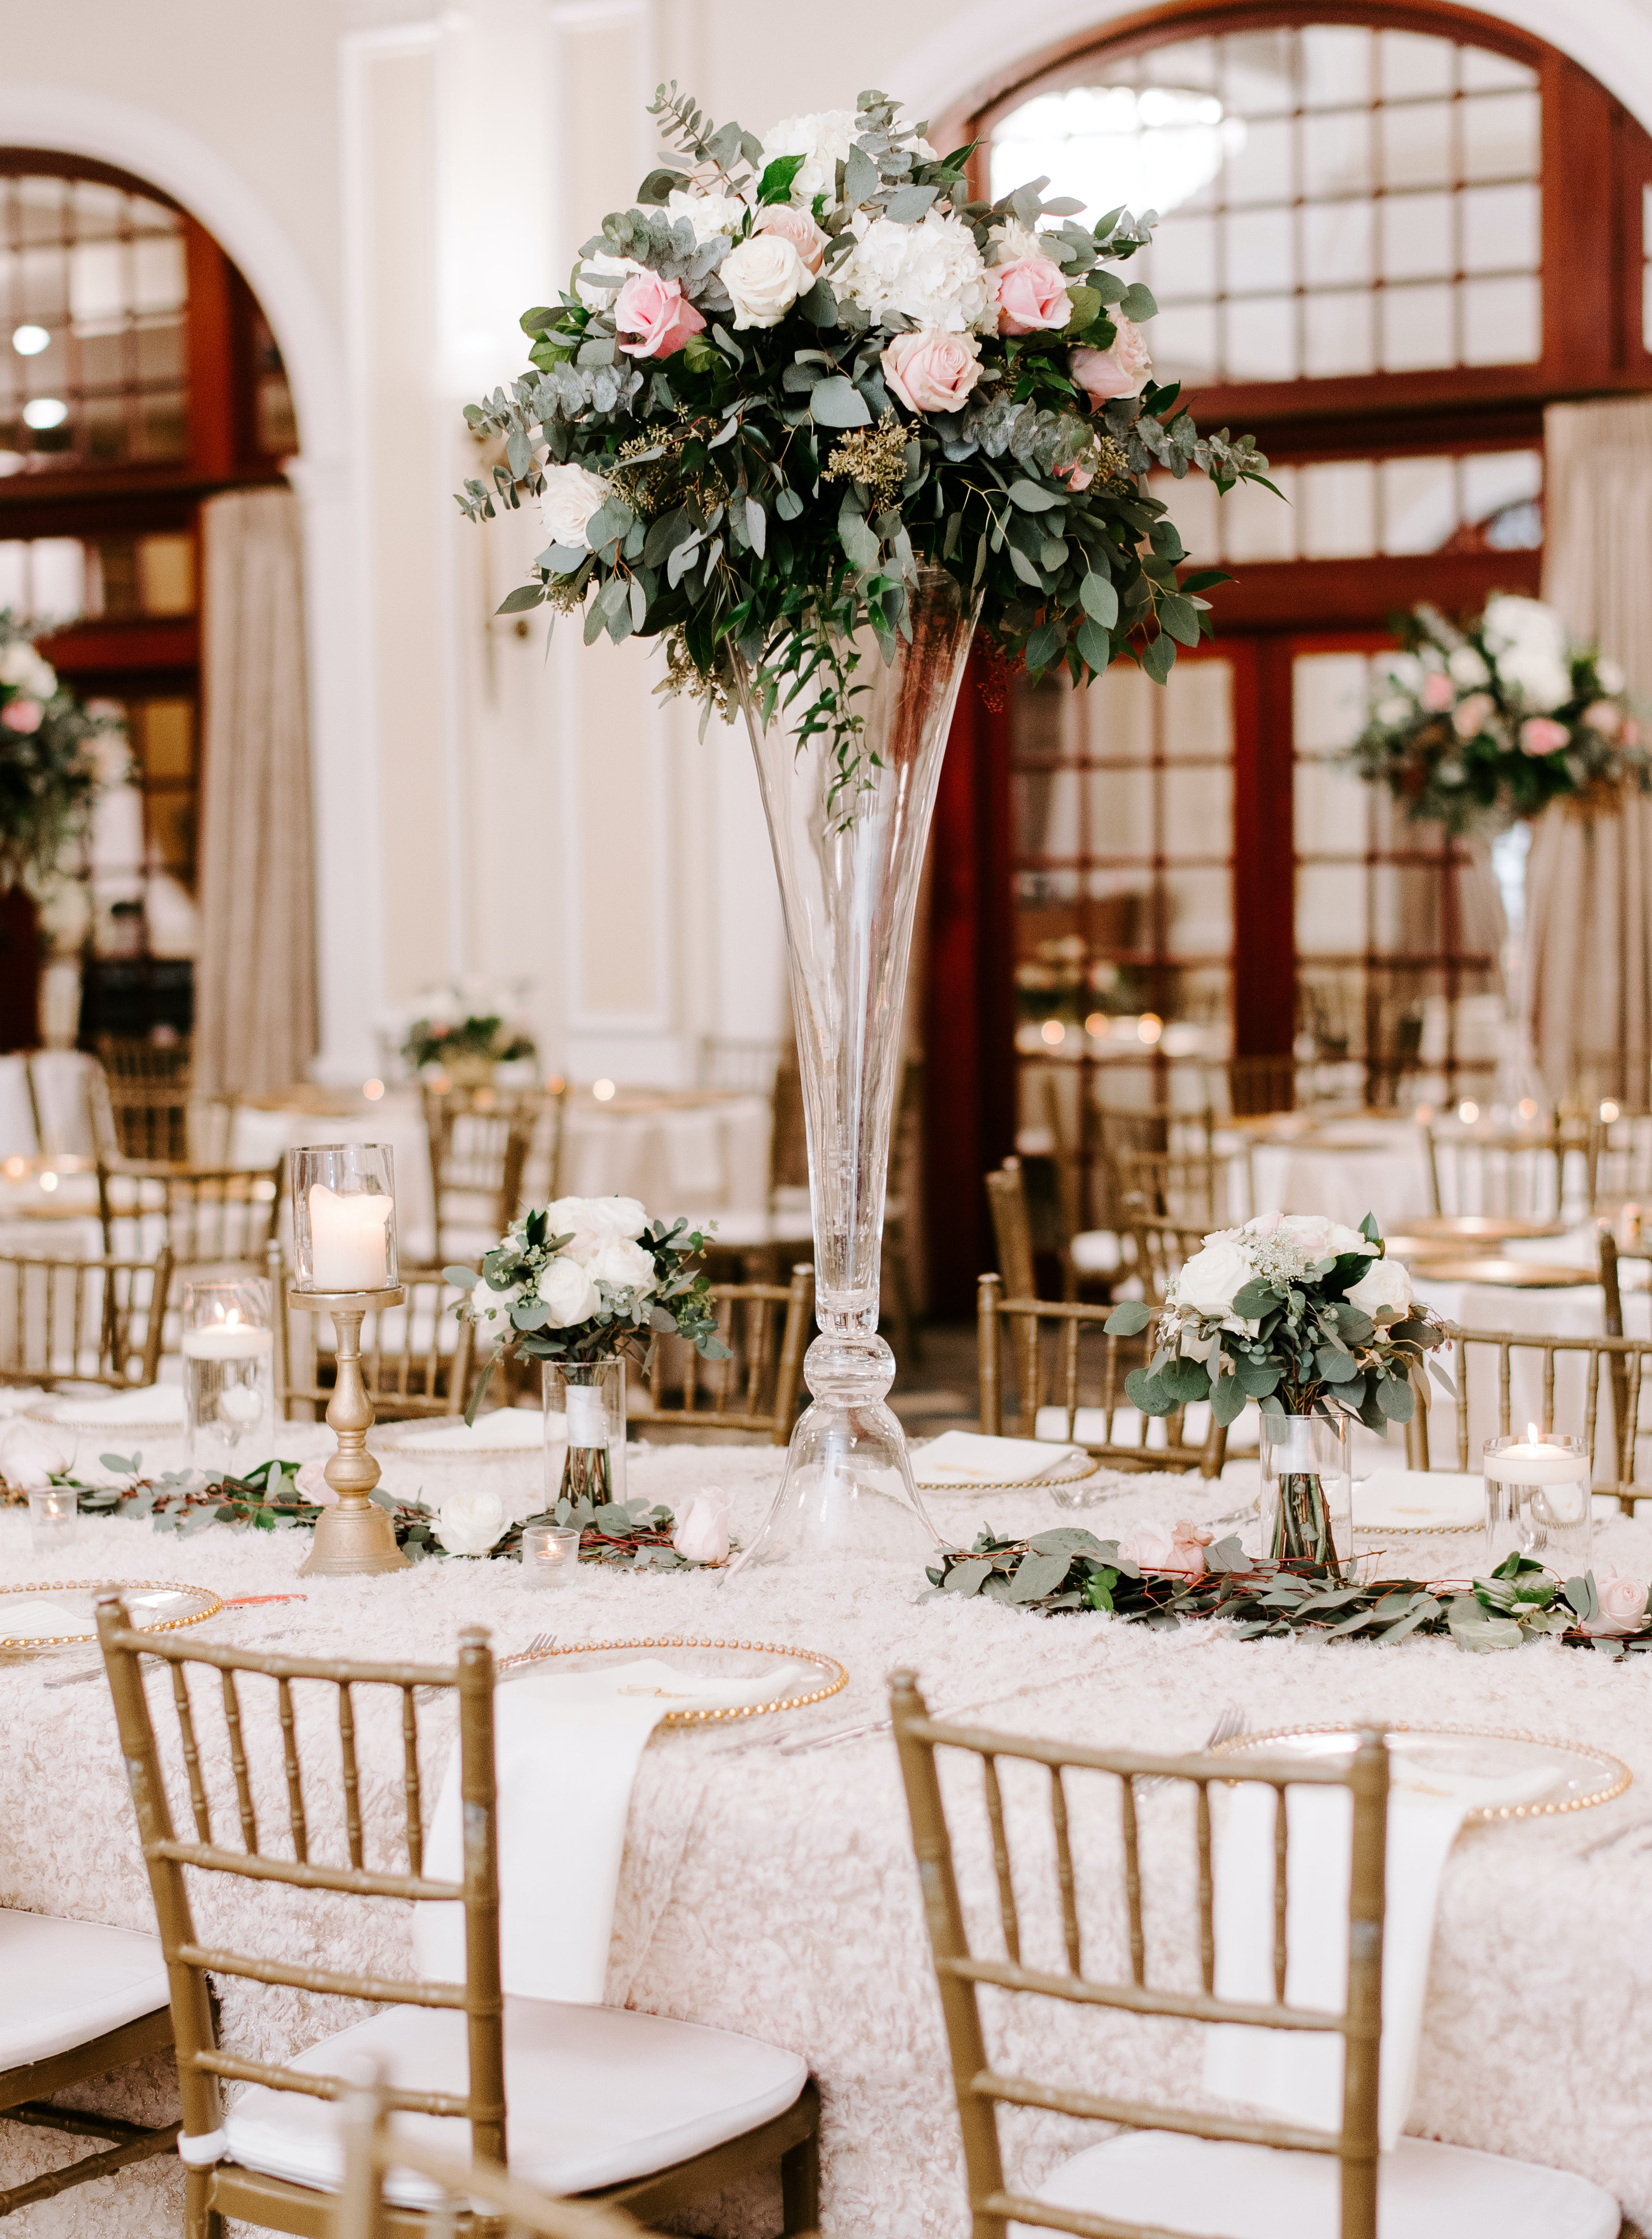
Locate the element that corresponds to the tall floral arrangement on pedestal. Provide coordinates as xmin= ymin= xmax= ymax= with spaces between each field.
xmin=457 ymin=85 xmax=1275 ymax=792
xmin=1347 ymin=597 xmax=1647 ymax=835
xmin=0 ymin=612 xmax=123 ymax=898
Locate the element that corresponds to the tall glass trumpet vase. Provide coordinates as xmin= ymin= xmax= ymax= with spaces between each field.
xmin=726 ymin=569 xmax=980 ymax=1570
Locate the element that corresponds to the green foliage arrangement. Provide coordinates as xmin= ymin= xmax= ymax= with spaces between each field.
xmin=0 ymin=611 xmax=122 ymax=894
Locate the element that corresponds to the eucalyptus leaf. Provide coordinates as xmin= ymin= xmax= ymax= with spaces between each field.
xmin=811 ymin=376 xmax=872 ymax=428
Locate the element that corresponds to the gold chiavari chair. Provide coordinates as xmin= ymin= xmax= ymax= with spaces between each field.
xmin=1223 ymin=1052 xmax=1297 ymax=1117
xmin=985 ymin=1161 xmax=1044 ymax=1387
xmin=1107 ymin=1147 xmax=1226 ymax=1229
xmin=95 ymin=1604 xmax=821 ymax=2239
xmin=637 ymin=1263 xmax=813 ymax=1444
xmin=0 ymin=1247 xmax=173 ymax=1390
xmin=1571 ymin=1049 xmax=1652 ymax=1116
xmin=269 ymin=1244 xmax=478 ymax=1423
xmin=1404 ymin=1318 xmax=1652 ymax=1515
xmin=97 ymin=1159 xmax=283 ymax=1268
xmin=889 ymin=1673 xmax=1623 ymax=2239
xmin=336 ymin=2065 xmax=640 ymax=2239
xmin=92 ymin=1037 xmax=194 ymax=1167
xmin=1126 ymin=1211 xmax=1212 ymax=1310
xmin=695 ymin=1033 xmax=783 ymax=1094
xmin=422 ymin=1083 xmax=542 ymax=1264
xmin=977 ymin=1272 xmax=1226 ymax=1477
xmin=1423 ymin=1121 xmax=1597 ymax=1222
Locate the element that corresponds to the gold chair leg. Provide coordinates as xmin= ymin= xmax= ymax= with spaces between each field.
xmin=781 ymin=2127 xmax=820 ymax=2235
xmin=186 ymin=2161 xmax=223 ymax=2239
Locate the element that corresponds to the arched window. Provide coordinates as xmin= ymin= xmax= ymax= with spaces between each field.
xmin=0 ymin=153 xmax=295 ymax=1044
xmin=923 ymin=7 xmax=1652 ymax=1298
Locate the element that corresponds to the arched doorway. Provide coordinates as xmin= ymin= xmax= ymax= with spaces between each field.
xmin=0 ymin=150 xmax=295 ymax=1048
xmin=925 ymin=0 xmax=1652 ymax=1307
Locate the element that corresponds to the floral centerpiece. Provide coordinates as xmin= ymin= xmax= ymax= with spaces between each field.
xmin=389 ymin=981 xmax=538 ymax=1083
xmin=1106 ymin=1211 xmax=1450 ymax=1571
xmin=457 ymin=84 xmax=1276 ymax=1569
xmin=1346 ymin=597 xmax=1648 ymax=834
xmin=0 ymin=612 xmax=124 ymax=896
xmin=449 ymin=1194 xmax=729 ymax=1501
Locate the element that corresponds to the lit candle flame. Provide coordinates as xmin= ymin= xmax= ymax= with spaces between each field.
xmin=1527 ymin=1423 xmax=1542 ymax=1444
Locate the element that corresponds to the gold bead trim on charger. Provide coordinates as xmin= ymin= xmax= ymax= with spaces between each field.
xmin=493 ymin=1635 xmax=848 ymax=1724
xmin=0 ymin=1579 xmax=225 ymax=1650
xmin=1213 ymin=1719 xmax=1631 ymax=1821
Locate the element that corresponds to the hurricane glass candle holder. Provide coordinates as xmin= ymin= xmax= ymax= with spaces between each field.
xmin=29 ymin=1487 xmax=76 ymax=1555
xmin=182 ymin=1276 xmax=274 ymax=1470
xmin=521 ymin=1522 xmax=581 ymax=1588
xmin=1483 ymin=1430 xmax=1591 ymax=1573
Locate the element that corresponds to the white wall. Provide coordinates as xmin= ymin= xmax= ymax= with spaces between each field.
xmin=8 ymin=0 xmax=1652 ymax=1081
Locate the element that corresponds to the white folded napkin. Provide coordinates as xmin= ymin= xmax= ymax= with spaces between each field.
xmin=1205 ymin=1752 xmax=1561 ymax=2146
xmin=0 ymin=1598 xmax=95 ymax=1638
xmin=398 ymin=1409 xmax=543 ymax=1455
xmin=917 ymin=1431 xmax=1086 ymax=1484
xmin=1354 ymin=1471 xmax=1484 ymax=1532
xmin=414 ymin=1658 xmax=789 ymax=2003
xmin=0 ymin=1387 xmax=48 ymax=1418
xmin=48 ymin=1385 xmax=185 ymax=1426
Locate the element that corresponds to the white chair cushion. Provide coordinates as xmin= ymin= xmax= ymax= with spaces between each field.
xmin=0 ymin=1912 xmax=169 ymax=2068
xmin=222 ymin=1997 xmax=806 ymax=2205
xmin=1070 ymin=1230 xmax=1123 ymax=1275
xmin=1016 ymin=2129 xmax=1620 ymax=2239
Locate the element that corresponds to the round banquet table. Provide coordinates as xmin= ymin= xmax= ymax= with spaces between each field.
xmin=4 ymin=1435 xmax=1652 ymax=2237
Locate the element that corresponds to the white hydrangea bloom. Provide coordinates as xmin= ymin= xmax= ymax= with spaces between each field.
xmin=987 ymin=217 xmax=1046 ymax=264
xmin=838 ymin=209 xmax=992 ymax=333
xmin=760 ymin=109 xmax=859 ymax=208
xmin=1482 ymin=594 xmax=1571 ymax=712
xmin=665 ymin=188 xmax=748 ymax=244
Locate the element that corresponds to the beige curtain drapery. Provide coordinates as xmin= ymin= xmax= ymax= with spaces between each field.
xmin=194 ymin=486 xmax=318 ymax=1099
xmin=1526 ymin=399 xmax=1652 ymax=1103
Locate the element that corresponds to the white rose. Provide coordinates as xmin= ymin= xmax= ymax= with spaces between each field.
xmin=1171 ymin=1235 xmax=1256 ymax=1327
xmin=1447 ymin=645 xmax=1489 ymax=688
xmin=586 ymin=1233 xmax=657 ymax=1295
xmin=433 ymin=1485 xmax=508 ymax=1557
xmin=538 ymin=463 xmax=610 ymax=552
xmin=1344 ymin=1257 xmax=1414 ymax=1318
xmin=580 ymin=1196 xmax=649 ymax=1241
xmin=1498 ymin=646 xmax=1571 ymax=713
xmin=721 ymin=233 xmax=811 ymax=330
xmin=1375 ymin=696 xmax=1413 ymax=726
xmin=469 ymin=1277 xmax=522 ymax=1331
xmin=0 ymin=642 xmax=35 ymax=686
xmin=665 ymin=188 xmax=749 ymax=244
xmin=1272 ymin=1214 xmax=1373 ymax=1261
xmin=760 ymin=109 xmax=859 ymax=209
xmin=1598 ymin=659 xmax=1626 ymax=695
xmin=838 ymin=209 xmax=992 ymax=333
xmin=987 ymin=217 xmax=1046 ymax=264
xmin=573 ymin=251 xmax=643 ymax=310
xmin=538 ymin=1255 xmax=601 ymax=1327
xmin=0 ymin=1421 xmax=74 ymax=1492
xmin=672 ymin=1488 xmax=731 ymax=1565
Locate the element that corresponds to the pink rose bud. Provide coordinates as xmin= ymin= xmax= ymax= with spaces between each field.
xmin=613 ymin=269 xmax=707 ymax=360
xmin=1420 ymin=672 xmax=1455 ymax=712
xmin=1117 ymin=1519 xmax=1210 ymax=1576
xmin=881 ymin=329 xmax=985 ymax=414
xmin=1055 ymin=459 xmax=1093 ymax=492
xmin=1582 ymin=699 xmax=1622 ymax=738
xmin=993 ymin=255 xmax=1073 ymax=336
xmin=1452 ymin=691 xmax=1495 ymax=740
xmin=1580 ymin=1573 xmax=1649 ymax=1637
xmin=1625 ymin=719 xmax=1642 ymax=747
xmin=1 ymin=697 xmax=42 ymax=733
xmin=1520 ymin=716 xmax=1570 ymax=756
xmin=753 ymin=202 xmax=827 ymax=275
xmin=1070 ymin=317 xmax=1153 ymax=403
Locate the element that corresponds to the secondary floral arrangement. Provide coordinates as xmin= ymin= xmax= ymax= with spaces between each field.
xmin=1345 ymin=597 xmax=1649 ymax=834
xmin=457 ymin=85 xmax=1274 ymax=804
xmin=925 ymin=1526 xmax=1652 ymax=1658
xmin=0 ymin=612 xmax=124 ymax=894
xmin=388 ymin=981 xmax=538 ymax=1079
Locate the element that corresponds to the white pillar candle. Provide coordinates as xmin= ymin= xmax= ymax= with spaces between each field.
xmin=1483 ymin=1439 xmax=1590 ymax=1487
xmin=308 ymin=1184 xmax=393 ymax=1290
xmin=181 ymin=1323 xmax=273 ymax=1361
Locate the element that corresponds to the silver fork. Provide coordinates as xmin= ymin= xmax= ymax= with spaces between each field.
xmin=1138 ymin=1702 xmax=1247 ymax=1793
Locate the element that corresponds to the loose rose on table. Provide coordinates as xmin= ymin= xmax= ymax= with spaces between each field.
xmin=672 ymin=1488 xmax=731 ymax=1566
xmin=1116 ymin=1518 xmax=1211 ymax=1579
xmin=1579 ymin=1574 xmax=1651 ymax=1638
xmin=0 ymin=1421 xmax=74 ymax=1493
xmin=434 ymin=1486 xmax=510 ymax=1557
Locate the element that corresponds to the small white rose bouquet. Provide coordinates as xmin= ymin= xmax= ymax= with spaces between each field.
xmin=1108 ymin=1210 xmax=1448 ymax=1438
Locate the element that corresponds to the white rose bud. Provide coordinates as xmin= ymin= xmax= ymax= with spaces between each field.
xmin=433 ymin=1486 xmax=508 ymax=1557
xmin=0 ymin=1421 xmax=74 ymax=1492
xmin=538 ymin=462 xmax=610 ymax=552
xmin=1344 ymin=1257 xmax=1414 ymax=1318
xmin=672 ymin=1488 xmax=731 ymax=1565
xmin=586 ymin=1233 xmax=657 ymax=1295
xmin=721 ymin=233 xmax=811 ymax=330
xmin=469 ymin=1277 xmax=522 ymax=1330
xmin=537 ymin=1255 xmax=601 ymax=1328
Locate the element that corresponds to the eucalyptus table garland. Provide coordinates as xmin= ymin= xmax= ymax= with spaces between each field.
xmin=926 ymin=1526 xmax=1652 ymax=1658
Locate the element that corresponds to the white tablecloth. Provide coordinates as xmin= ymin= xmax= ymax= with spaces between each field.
xmin=3 ymin=1438 xmax=1652 ymax=2236
xmin=1244 ymin=1119 xmax=1434 ymax=1234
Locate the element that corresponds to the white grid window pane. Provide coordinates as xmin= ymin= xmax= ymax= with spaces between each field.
xmin=1227 ymin=116 xmax=1292 ymax=203
xmin=1150 ymin=215 xmax=1218 ymax=298
xmin=1461 ymin=274 xmax=1539 ymax=364
xmin=1226 ymin=206 xmax=1294 ymax=293
xmin=1382 ymin=191 xmax=1453 ymax=281
xmin=1222 ymin=467 xmax=1298 ymax=561
xmin=1382 ymin=281 xmax=1454 ymax=370
xmin=1463 ymin=89 xmax=1540 ymax=181
xmin=1380 ymin=100 xmax=1453 ymax=190
xmin=1151 ymin=302 xmax=1218 ymax=384
xmin=1304 ymin=288 xmax=1375 ymax=377
xmin=1303 ymin=25 xmax=1372 ymax=109
xmin=1380 ymin=30 xmax=1455 ymax=101
xmin=1300 ymin=460 xmax=1376 ymax=557
xmin=1226 ymin=292 xmax=1298 ymax=379
xmin=1381 ymin=456 xmax=1458 ymax=553
xmin=1463 ymin=182 xmax=1539 ymax=274
xmin=1303 ymin=109 xmax=1372 ymax=199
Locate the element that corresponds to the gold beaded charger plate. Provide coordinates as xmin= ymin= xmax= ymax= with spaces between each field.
xmin=1212 ymin=1721 xmax=1630 ymax=1822
xmin=1404 ymin=1214 xmax=1571 ymax=1243
xmin=1411 ymin=1258 xmax=1598 ymax=1289
xmin=0 ymin=1580 xmax=224 ymax=1656
xmin=370 ymin=1410 xmax=542 ymax=1463
xmin=493 ymin=1636 xmax=848 ymax=1726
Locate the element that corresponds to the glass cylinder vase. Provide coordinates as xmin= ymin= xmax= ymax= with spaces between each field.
xmin=1259 ymin=1412 xmax=1352 ymax=1577
xmin=1483 ymin=1432 xmax=1590 ymax=1573
xmin=725 ymin=569 xmax=981 ymax=1570
xmin=288 ymin=1142 xmax=398 ymax=1293
xmin=183 ymin=1275 xmax=275 ymax=1471
xmin=543 ymin=1358 xmax=626 ymax=1509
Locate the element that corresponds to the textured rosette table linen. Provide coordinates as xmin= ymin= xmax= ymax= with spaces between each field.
xmin=3 ymin=1433 xmax=1652 ymax=2236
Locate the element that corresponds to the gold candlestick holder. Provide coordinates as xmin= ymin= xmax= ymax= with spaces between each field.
xmin=291 ymin=1287 xmax=410 ymax=1577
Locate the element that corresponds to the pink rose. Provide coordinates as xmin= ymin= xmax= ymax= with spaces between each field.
xmin=1582 ymin=699 xmax=1622 ymax=738
xmin=295 ymin=1457 xmax=338 ymax=1508
xmin=1625 ymin=719 xmax=1642 ymax=747
xmin=753 ymin=203 xmax=827 ymax=275
xmin=1580 ymin=1573 xmax=1648 ymax=1637
xmin=1453 ymin=691 xmax=1495 ymax=740
xmin=1 ymin=698 xmax=41 ymax=733
xmin=881 ymin=330 xmax=984 ymax=415
xmin=1070 ymin=317 xmax=1152 ymax=403
xmin=1055 ymin=460 xmax=1093 ymax=492
xmin=1117 ymin=1518 xmax=1211 ymax=1579
xmin=613 ymin=270 xmax=706 ymax=360
xmin=1520 ymin=716 xmax=1570 ymax=756
xmin=1420 ymin=672 xmax=1454 ymax=712
xmin=993 ymin=255 xmax=1072 ymax=336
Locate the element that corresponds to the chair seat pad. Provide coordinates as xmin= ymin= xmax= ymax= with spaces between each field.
xmin=1016 ymin=2129 xmax=1619 ymax=2239
xmin=0 ymin=1912 xmax=169 ymax=2068
xmin=222 ymin=1996 xmax=807 ymax=2205
xmin=1070 ymin=1229 xmax=1123 ymax=1274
